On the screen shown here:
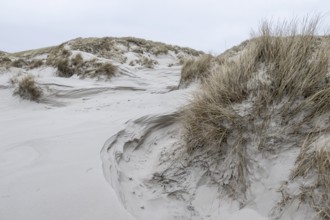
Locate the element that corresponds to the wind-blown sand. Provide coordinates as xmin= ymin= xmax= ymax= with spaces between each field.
xmin=0 ymin=50 xmax=196 ymax=220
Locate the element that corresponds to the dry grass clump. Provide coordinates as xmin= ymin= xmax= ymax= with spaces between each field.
xmin=293 ymin=148 xmax=330 ymax=219
xmin=274 ymin=137 xmax=330 ymax=219
xmin=56 ymin=59 xmax=74 ymax=77
xmin=13 ymin=74 xmax=42 ymax=101
xmin=179 ymin=54 xmax=213 ymax=87
xmin=136 ymin=57 xmax=158 ymax=69
xmin=0 ymin=57 xmax=12 ymax=69
xmin=1 ymin=56 xmax=44 ymax=70
xmin=143 ymin=57 xmax=158 ymax=68
xmin=70 ymin=38 xmax=116 ymax=59
xmin=129 ymin=60 xmax=135 ymax=66
xmin=11 ymin=59 xmax=28 ymax=68
xmin=181 ymin=17 xmax=330 ymax=206
xmin=132 ymin=48 xmax=144 ymax=54
xmin=1 ymin=57 xmax=11 ymax=62
xmin=95 ymin=63 xmax=117 ymax=78
xmin=46 ymin=46 xmax=76 ymax=77
xmin=46 ymin=45 xmax=71 ymax=66
xmin=29 ymin=59 xmax=43 ymax=69
xmin=71 ymin=53 xmax=83 ymax=66
xmin=152 ymin=46 xmax=169 ymax=56
xmin=56 ymin=54 xmax=84 ymax=77
xmin=45 ymin=44 xmax=119 ymax=79
xmin=53 ymin=50 xmax=118 ymax=79
xmin=124 ymin=37 xmax=150 ymax=47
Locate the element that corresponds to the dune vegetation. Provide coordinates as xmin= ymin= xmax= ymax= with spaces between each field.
xmin=178 ymin=54 xmax=213 ymax=87
xmin=0 ymin=37 xmax=203 ymax=80
xmin=180 ymin=17 xmax=330 ymax=219
xmin=12 ymin=74 xmax=43 ymax=101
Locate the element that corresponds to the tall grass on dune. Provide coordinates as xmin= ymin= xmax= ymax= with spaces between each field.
xmin=181 ymin=17 xmax=330 ymax=218
xmin=179 ymin=54 xmax=213 ymax=87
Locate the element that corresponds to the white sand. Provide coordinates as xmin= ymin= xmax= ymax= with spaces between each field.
xmin=0 ymin=54 xmax=189 ymax=220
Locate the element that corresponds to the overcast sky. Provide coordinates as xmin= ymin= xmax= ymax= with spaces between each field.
xmin=0 ymin=0 xmax=329 ymax=54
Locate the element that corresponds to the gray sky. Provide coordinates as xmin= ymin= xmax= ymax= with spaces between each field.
xmin=1 ymin=0 xmax=329 ymax=54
